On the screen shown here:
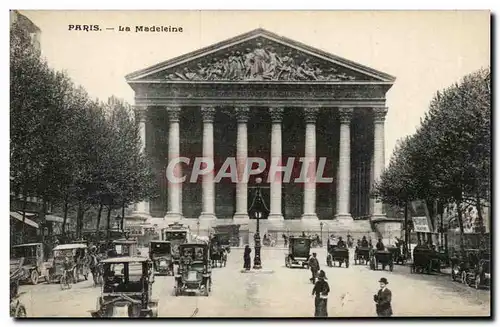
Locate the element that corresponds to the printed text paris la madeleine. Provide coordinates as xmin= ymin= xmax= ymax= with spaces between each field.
xmin=68 ymin=25 xmax=183 ymax=32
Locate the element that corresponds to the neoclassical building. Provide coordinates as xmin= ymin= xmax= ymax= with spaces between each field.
xmin=125 ymin=28 xmax=397 ymax=239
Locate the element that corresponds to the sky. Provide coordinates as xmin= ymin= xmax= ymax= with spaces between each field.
xmin=19 ymin=10 xmax=490 ymax=164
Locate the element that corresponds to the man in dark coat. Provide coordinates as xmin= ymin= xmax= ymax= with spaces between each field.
xmin=374 ymin=277 xmax=393 ymax=317
xmin=361 ymin=236 xmax=369 ymax=247
xmin=308 ymin=252 xmax=320 ymax=283
xmin=337 ymin=237 xmax=347 ymax=248
xmin=243 ymin=245 xmax=252 ymax=270
xmin=312 ymin=270 xmax=330 ymax=317
xmin=376 ymin=238 xmax=385 ymax=251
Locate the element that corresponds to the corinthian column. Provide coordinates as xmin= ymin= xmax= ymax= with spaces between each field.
xmin=301 ymin=107 xmax=319 ymax=220
xmin=165 ymin=106 xmax=182 ymax=220
xmin=268 ymin=107 xmax=284 ymax=220
xmin=199 ymin=106 xmax=217 ymax=221
xmin=132 ymin=106 xmax=150 ymax=217
xmin=335 ymin=107 xmax=353 ymax=221
xmin=233 ymin=106 xmax=250 ymax=221
xmin=372 ymin=107 xmax=388 ymax=220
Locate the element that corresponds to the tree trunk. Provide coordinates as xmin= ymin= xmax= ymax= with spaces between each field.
xmin=62 ymin=201 xmax=69 ymax=236
xmin=456 ymin=200 xmax=466 ymax=257
xmin=76 ymin=204 xmax=85 ymax=239
xmin=475 ymin=195 xmax=486 ymax=250
xmin=404 ymin=201 xmax=409 ymax=258
xmin=39 ymin=199 xmax=48 ymax=244
xmin=106 ymin=206 xmax=112 ymax=240
xmin=96 ymin=204 xmax=103 ymax=233
xmin=21 ymin=194 xmax=28 ymax=243
xmin=121 ymin=203 xmax=125 ymax=232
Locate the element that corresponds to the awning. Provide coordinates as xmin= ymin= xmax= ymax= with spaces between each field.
xmin=10 ymin=211 xmax=39 ymax=228
xmin=46 ymin=214 xmax=64 ymax=223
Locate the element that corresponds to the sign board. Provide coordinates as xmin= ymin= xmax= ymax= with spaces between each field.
xmin=412 ymin=216 xmax=432 ymax=233
xmin=126 ymin=225 xmax=144 ymax=237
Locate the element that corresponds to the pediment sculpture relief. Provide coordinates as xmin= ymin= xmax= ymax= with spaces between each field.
xmin=165 ymin=42 xmax=359 ymax=82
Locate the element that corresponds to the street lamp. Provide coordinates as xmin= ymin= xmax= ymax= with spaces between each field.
xmin=319 ymin=222 xmax=324 ymax=247
xmin=253 ymin=177 xmax=263 ymax=270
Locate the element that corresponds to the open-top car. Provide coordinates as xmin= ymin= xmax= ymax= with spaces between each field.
xmin=370 ymin=249 xmax=394 ymax=271
xmin=149 ymin=241 xmax=173 ymax=276
xmin=326 ymin=244 xmax=349 ymax=268
xmin=354 ymin=246 xmax=371 ymax=265
xmin=285 ymin=237 xmax=311 ymax=269
xmin=174 ymin=243 xmax=212 ymax=296
xmin=110 ymin=239 xmax=138 ymax=258
xmin=411 ymin=245 xmax=441 ymax=274
xmin=10 ymin=243 xmax=49 ymax=285
xmin=450 ymin=249 xmax=489 ymax=287
xmin=90 ymin=256 xmax=158 ymax=318
xmin=47 ymin=243 xmax=89 ymax=284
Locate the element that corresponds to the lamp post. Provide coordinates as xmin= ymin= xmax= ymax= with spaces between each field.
xmin=253 ymin=177 xmax=263 ymax=269
xmin=319 ymin=222 xmax=324 ymax=247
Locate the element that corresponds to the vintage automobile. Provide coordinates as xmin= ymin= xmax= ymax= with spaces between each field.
xmin=10 ymin=257 xmax=27 ymax=317
xmin=163 ymin=222 xmax=191 ymax=264
xmin=354 ymin=246 xmax=371 ymax=265
xmin=370 ymin=249 xmax=394 ymax=271
xmin=386 ymin=245 xmax=406 ymax=265
xmin=285 ymin=237 xmax=311 ymax=269
xmin=149 ymin=241 xmax=173 ymax=276
xmin=47 ymin=243 xmax=89 ymax=284
xmin=174 ymin=243 xmax=212 ymax=296
xmin=10 ymin=243 xmax=49 ymax=285
xmin=326 ymin=244 xmax=349 ymax=268
xmin=450 ymin=249 xmax=489 ymax=286
xmin=411 ymin=245 xmax=440 ymax=274
xmin=471 ymin=259 xmax=490 ymax=289
xmin=110 ymin=239 xmax=138 ymax=258
xmin=90 ymin=256 xmax=158 ymax=317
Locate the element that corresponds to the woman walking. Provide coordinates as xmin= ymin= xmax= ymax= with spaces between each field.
xmin=312 ymin=270 xmax=330 ymax=317
xmin=243 ymin=245 xmax=252 ymax=270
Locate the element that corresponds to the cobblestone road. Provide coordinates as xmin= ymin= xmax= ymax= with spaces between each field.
xmin=18 ymin=248 xmax=490 ymax=317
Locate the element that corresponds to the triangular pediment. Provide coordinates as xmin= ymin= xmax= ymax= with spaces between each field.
xmin=126 ymin=28 xmax=395 ymax=83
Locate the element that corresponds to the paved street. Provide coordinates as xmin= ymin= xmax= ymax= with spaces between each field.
xmin=18 ymin=248 xmax=490 ymax=317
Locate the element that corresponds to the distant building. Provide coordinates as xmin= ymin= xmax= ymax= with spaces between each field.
xmin=10 ymin=10 xmax=41 ymax=52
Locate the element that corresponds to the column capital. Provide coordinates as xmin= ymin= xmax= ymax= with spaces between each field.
xmin=373 ymin=107 xmax=388 ymax=123
xmin=303 ymin=107 xmax=319 ymax=123
xmin=338 ymin=107 xmax=354 ymax=124
xmin=269 ymin=106 xmax=284 ymax=123
xmin=166 ymin=106 xmax=181 ymax=122
xmin=201 ymin=106 xmax=216 ymax=122
xmin=134 ymin=105 xmax=148 ymax=123
xmin=235 ymin=106 xmax=250 ymax=123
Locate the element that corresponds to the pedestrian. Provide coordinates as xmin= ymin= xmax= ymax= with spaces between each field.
xmin=312 ymin=270 xmax=329 ymax=317
xmin=243 ymin=245 xmax=251 ymax=270
xmin=308 ymin=252 xmax=320 ymax=283
xmin=373 ymin=277 xmax=393 ymax=317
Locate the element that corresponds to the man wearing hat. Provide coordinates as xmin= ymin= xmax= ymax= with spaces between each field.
xmin=374 ymin=277 xmax=393 ymax=317
xmin=308 ymin=252 xmax=320 ymax=284
xmin=312 ymin=270 xmax=330 ymax=317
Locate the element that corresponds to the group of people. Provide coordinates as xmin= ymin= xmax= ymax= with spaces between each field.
xmin=308 ymin=250 xmax=393 ymax=317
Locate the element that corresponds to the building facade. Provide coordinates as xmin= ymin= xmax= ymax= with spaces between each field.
xmin=125 ymin=29 xmax=397 ymax=238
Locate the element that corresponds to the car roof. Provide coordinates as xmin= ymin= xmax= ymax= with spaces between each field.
xmin=12 ymin=243 xmax=42 ymax=247
xmin=53 ymin=244 xmax=87 ymax=250
xmin=101 ymin=256 xmax=149 ymax=264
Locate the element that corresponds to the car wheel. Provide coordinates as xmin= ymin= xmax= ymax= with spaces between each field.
xmin=30 ymin=270 xmax=39 ymax=285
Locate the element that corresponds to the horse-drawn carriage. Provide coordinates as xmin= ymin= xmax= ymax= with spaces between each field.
xmin=10 ymin=257 xmax=27 ymax=317
xmin=326 ymin=245 xmax=349 ymax=268
xmin=354 ymin=246 xmax=371 ymax=265
xmin=209 ymin=240 xmax=227 ymax=268
xmin=90 ymin=256 xmax=158 ymax=317
xmin=451 ymin=249 xmax=490 ymax=289
xmin=285 ymin=237 xmax=311 ymax=268
xmin=149 ymin=241 xmax=174 ymax=276
xmin=370 ymin=249 xmax=394 ymax=271
xmin=174 ymin=243 xmax=212 ymax=296
xmin=411 ymin=245 xmax=441 ymax=274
